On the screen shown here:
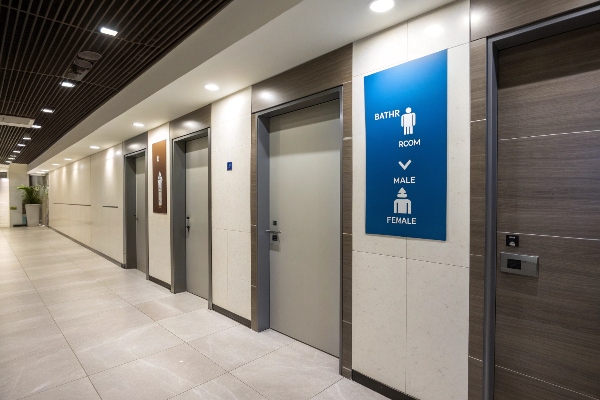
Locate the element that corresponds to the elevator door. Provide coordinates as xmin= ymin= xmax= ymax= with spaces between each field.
xmin=135 ymin=156 xmax=147 ymax=273
xmin=269 ymin=100 xmax=341 ymax=356
xmin=185 ymin=137 xmax=209 ymax=299
xmin=495 ymin=23 xmax=600 ymax=398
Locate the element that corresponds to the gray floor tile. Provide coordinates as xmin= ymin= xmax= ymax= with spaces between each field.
xmin=0 ymin=323 xmax=67 ymax=363
xmin=0 ymin=269 xmax=29 ymax=283
xmin=71 ymin=323 xmax=183 ymax=375
xmin=311 ymin=378 xmax=388 ymax=400
xmin=114 ymin=282 xmax=173 ymax=305
xmin=38 ymin=281 xmax=112 ymax=306
xmin=21 ymin=377 xmax=101 ymax=400
xmin=57 ymin=305 xmax=153 ymax=343
xmin=159 ymin=309 xmax=238 ymax=342
xmin=172 ymin=374 xmax=265 ymax=400
xmin=32 ymin=271 xmax=96 ymax=292
xmin=0 ymin=280 xmax=36 ymax=299
xmin=47 ymin=292 xmax=131 ymax=322
xmin=0 ymin=305 xmax=54 ymax=336
xmin=231 ymin=345 xmax=341 ymax=400
xmin=136 ymin=292 xmax=208 ymax=321
xmin=89 ymin=344 xmax=226 ymax=400
xmin=0 ymin=292 xmax=44 ymax=316
xmin=0 ymin=346 xmax=86 ymax=400
xmin=189 ymin=325 xmax=286 ymax=371
xmin=25 ymin=263 xmax=82 ymax=280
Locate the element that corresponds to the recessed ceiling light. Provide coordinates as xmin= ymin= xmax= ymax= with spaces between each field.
xmin=204 ymin=84 xmax=219 ymax=91
xmin=41 ymin=170 xmax=49 ymax=172
xmin=32 ymin=124 xmax=42 ymax=129
xmin=41 ymin=107 xmax=54 ymax=113
xmin=61 ymin=81 xmax=75 ymax=88
xmin=90 ymin=145 xmax=100 ymax=149
xmin=370 ymin=0 xmax=394 ymax=13
xmin=52 ymin=164 xmax=60 ymax=166
xmin=132 ymin=122 xmax=145 ymax=127
xmin=23 ymin=135 xmax=31 ymax=140
xmin=13 ymin=150 xmax=20 ymax=153
xmin=64 ymin=158 xmax=72 ymax=161
xmin=17 ymin=143 xmax=25 ymax=147
xmin=5 ymin=161 xmax=11 ymax=164
xmin=8 ymin=157 xmax=15 ymax=160
xmin=100 ymin=27 xmax=118 ymax=36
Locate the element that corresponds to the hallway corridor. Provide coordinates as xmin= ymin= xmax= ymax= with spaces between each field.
xmin=0 ymin=227 xmax=381 ymax=400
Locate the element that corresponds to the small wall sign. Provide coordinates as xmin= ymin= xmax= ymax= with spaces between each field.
xmin=152 ymin=140 xmax=167 ymax=213
xmin=364 ymin=50 xmax=448 ymax=241
xmin=227 ymin=162 xmax=232 ymax=171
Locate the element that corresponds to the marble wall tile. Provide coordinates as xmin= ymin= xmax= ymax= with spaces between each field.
xmin=406 ymin=43 xmax=470 ymax=268
xmin=227 ymin=275 xmax=251 ymax=320
xmin=211 ymin=228 xmax=228 ymax=307
xmin=227 ymin=230 xmax=251 ymax=283
xmin=353 ymin=23 xmax=408 ymax=78
xmin=406 ymin=259 xmax=469 ymax=400
xmin=407 ymin=0 xmax=470 ymax=61
xmin=352 ymin=251 xmax=406 ymax=392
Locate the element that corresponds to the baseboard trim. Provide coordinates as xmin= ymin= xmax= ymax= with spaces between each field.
xmin=352 ymin=370 xmax=416 ymax=400
xmin=47 ymin=226 xmax=124 ymax=268
xmin=149 ymin=276 xmax=171 ymax=290
xmin=213 ymin=304 xmax=251 ymax=328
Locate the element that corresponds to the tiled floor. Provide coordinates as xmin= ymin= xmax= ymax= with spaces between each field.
xmin=0 ymin=227 xmax=385 ymax=400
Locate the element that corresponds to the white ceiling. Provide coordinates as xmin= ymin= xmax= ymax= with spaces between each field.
xmin=29 ymin=0 xmax=455 ymax=173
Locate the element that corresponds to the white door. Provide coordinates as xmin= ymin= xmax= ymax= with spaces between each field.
xmin=135 ymin=156 xmax=147 ymax=273
xmin=269 ymin=100 xmax=341 ymax=356
xmin=185 ymin=137 xmax=209 ymax=299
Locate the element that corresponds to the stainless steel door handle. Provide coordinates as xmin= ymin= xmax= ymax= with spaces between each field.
xmin=265 ymin=230 xmax=281 ymax=234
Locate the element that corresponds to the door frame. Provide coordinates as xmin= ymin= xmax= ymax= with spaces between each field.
xmin=170 ymin=128 xmax=212 ymax=308
xmin=254 ymin=87 xmax=344 ymax=364
xmin=482 ymin=5 xmax=600 ymax=399
xmin=123 ymin=149 xmax=149 ymax=279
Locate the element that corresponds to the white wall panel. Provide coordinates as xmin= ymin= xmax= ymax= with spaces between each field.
xmin=210 ymin=87 xmax=252 ymax=319
xmin=351 ymin=1 xmax=470 ymax=396
xmin=148 ymin=123 xmax=171 ymax=284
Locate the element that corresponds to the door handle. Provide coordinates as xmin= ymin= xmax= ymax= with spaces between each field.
xmin=186 ymin=217 xmax=190 ymax=232
xmin=265 ymin=230 xmax=281 ymax=234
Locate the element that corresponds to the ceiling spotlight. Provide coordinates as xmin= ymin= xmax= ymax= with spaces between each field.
xmin=132 ymin=122 xmax=145 ymax=127
xmin=41 ymin=107 xmax=54 ymax=113
xmin=52 ymin=164 xmax=60 ymax=166
xmin=64 ymin=158 xmax=72 ymax=161
xmin=204 ymin=84 xmax=219 ymax=91
xmin=8 ymin=157 xmax=15 ymax=160
xmin=100 ymin=27 xmax=118 ymax=36
xmin=23 ymin=134 xmax=31 ymax=140
xmin=13 ymin=150 xmax=20 ymax=153
xmin=5 ymin=161 xmax=11 ymax=164
xmin=41 ymin=170 xmax=49 ymax=172
xmin=32 ymin=124 xmax=42 ymax=129
xmin=90 ymin=145 xmax=100 ymax=149
xmin=370 ymin=0 xmax=395 ymax=13
xmin=61 ymin=81 xmax=75 ymax=88
xmin=17 ymin=144 xmax=25 ymax=147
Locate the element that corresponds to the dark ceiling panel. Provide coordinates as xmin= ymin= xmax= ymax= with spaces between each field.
xmin=0 ymin=0 xmax=231 ymax=165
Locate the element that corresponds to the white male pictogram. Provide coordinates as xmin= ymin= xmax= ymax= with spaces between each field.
xmin=401 ymin=107 xmax=416 ymax=135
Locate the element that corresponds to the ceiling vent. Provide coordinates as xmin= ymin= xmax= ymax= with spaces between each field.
xmin=64 ymin=51 xmax=102 ymax=81
xmin=0 ymin=115 xmax=34 ymax=128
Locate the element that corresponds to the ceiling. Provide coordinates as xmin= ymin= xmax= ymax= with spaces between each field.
xmin=28 ymin=0 xmax=459 ymax=173
xmin=0 ymin=0 xmax=232 ymax=165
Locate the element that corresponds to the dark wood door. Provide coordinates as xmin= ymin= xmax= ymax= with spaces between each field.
xmin=495 ymin=23 xmax=600 ymax=399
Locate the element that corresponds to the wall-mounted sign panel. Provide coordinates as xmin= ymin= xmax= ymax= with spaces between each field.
xmin=152 ymin=140 xmax=167 ymax=213
xmin=364 ymin=50 xmax=447 ymax=241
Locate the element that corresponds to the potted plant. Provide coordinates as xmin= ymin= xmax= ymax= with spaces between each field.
xmin=17 ymin=185 xmax=45 ymax=227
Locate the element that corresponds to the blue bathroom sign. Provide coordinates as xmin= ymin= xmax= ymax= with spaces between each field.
xmin=364 ymin=50 xmax=447 ymax=241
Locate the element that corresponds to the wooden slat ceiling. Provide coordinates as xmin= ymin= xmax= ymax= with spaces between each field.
xmin=0 ymin=0 xmax=231 ymax=165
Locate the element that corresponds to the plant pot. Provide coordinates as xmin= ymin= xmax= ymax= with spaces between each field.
xmin=25 ymin=204 xmax=41 ymax=227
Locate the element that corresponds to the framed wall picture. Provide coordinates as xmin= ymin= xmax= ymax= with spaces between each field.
xmin=152 ymin=140 xmax=167 ymax=213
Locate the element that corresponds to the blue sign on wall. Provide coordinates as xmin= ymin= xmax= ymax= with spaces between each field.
xmin=365 ymin=50 xmax=447 ymax=241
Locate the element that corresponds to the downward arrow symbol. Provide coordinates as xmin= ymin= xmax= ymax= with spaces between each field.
xmin=399 ymin=160 xmax=412 ymax=170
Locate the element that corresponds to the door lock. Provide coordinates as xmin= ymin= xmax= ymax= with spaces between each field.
xmin=186 ymin=217 xmax=190 ymax=232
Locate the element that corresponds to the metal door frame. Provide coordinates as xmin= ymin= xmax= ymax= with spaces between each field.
xmin=483 ymin=5 xmax=600 ymax=399
xmin=123 ymin=149 xmax=149 ymax=279
xmin=170 ymin=128 xmax=212 ymax=308
xmin=255 ymin=87 xmax=344 ymax=369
